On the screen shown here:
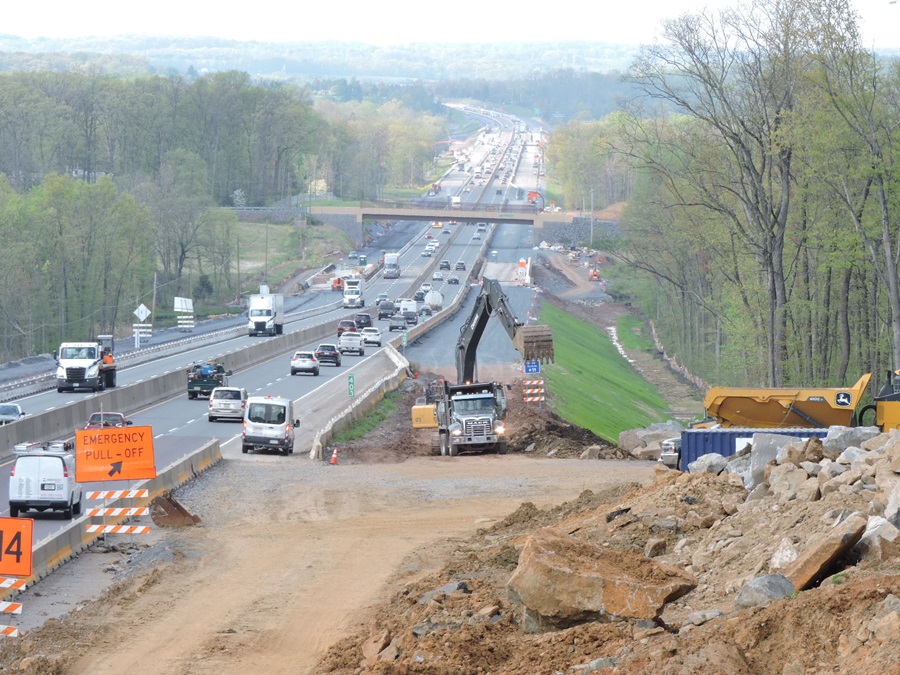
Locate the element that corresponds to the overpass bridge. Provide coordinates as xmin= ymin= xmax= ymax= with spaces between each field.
xmin=307 ymin=201 xmax=575 ymax=232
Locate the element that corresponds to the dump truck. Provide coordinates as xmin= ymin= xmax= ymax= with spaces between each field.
xmin=703 ymin=374 xmax=872 ymax=429
xmin=421 ymin=278 xmax=554 ymax=456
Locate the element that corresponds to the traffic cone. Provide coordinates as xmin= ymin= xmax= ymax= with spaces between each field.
xmin=330 ymin=447 xmax=338 ymax=465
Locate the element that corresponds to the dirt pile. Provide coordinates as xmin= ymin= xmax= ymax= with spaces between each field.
xmin=317 ymin=455 xmax=899 ymax=674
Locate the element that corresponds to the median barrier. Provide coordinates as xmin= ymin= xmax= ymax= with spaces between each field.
xmin=2 ymin=437 xmax=221 ymax=601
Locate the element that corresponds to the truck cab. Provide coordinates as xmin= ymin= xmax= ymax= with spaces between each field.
xmin=437 ymin=382 xmax=508 ymax=456
xmin=56 ymin=340 xmax=115 ymax=393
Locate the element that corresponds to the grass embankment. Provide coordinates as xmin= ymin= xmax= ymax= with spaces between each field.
xmin=540 ymin=303 xmax=670 ymax=443
xmin=332 ymin=390 xmax=402 ymax=443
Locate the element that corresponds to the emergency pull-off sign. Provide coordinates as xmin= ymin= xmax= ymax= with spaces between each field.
xmin=75 ymin=426 xmax=157 ymax=482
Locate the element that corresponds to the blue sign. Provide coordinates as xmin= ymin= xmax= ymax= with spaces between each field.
xmin=524 ymin=360 xmax=540 ymax=374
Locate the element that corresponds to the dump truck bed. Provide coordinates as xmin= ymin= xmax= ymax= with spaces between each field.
xmin=704 ymin=373 xmax=871 ymax=428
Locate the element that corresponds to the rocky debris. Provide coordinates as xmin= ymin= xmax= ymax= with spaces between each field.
xmin=618 ymin=421 xmax=683 ymax=459
xmin=317 ymin=419 xmax=899 ymax=673
xmin=506 ymin=528 xmax=696 ymax=631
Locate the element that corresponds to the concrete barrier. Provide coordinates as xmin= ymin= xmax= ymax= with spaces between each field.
xmin=3 ymin=437 xmax=222 ymax=600
xmin=0 ymin=311 xmax=364 ymax=460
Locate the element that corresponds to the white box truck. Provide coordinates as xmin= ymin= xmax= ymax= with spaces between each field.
xmin=247 ymin=291 xmax=285 ymax=336
xmin=383 ymin=253 xmax=401 ymax=279
xmin=343 ymin=278 xmax=365 ymax=307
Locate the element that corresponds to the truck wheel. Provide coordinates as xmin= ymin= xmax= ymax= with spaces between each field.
xmin=242 ymin=445 xmax=250 ymax=454
xmin=439 ymin=432 xmax=449 ymax=456
xmin=208 ymin=415 xmax=216 ymax=422
xmin=448 ymin=443 xmax=459 ymax=457
xmin=359 ymin=349 xmax=365 ymax=356
xmin=188 ymin=391 xmax=196 ymax=400
xmin=63 ymin=502 xmax=73 ymax=519
xmin=57 ymin=387 xmax=64 ymax=393
xmin=497 ymin=440 xmax=509 ymax=455
xmin=9 ymin=505 xmax=18 ymax=518
xmin=281 ymin=447 xmax=290 ymax=456
xmin=73 ymin=497 xmax=82 ymax=515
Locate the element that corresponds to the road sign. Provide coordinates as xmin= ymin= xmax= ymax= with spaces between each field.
xmin=402 ymin=329 xmax=408 ymax=347
xmin=134 ymin=303 xmax=151 ymax=322
xmin=348 ymin=373 xmax=355 ymax=397
xmin=524 ymin=359 xmax=540 ymax=374
xmin=0 ymin=517 xmax=33 ymax=578
xmin=75 ymin=426 xmax=157 ymax=482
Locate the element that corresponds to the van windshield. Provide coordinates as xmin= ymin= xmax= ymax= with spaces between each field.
xmin=247 ymin=403 xmax=286 ymax=425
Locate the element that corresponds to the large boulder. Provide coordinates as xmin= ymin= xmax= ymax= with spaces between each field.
xmin=507 ymin=528 xmax=696 ymax=633
xmin=782 ymin=513 xmax=868 ymax=591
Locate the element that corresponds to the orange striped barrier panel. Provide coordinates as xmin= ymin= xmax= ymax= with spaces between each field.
xmin=86 ymin=525 xmax=151 ymax=535
xmin=0 ymin=626 xmax=19 ymax=637
xmin=86 ymin=507 xmax=149 ymax=517
xmin=0 ymin=579 xmax=26 ymax=590
xmin=0 ymin=603 xmax=22 ymax=615
xmin=86 ymin=490 xmax=149 ymax=500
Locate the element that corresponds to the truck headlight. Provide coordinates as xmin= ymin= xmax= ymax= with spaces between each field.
xmin=494 ymin=422 xmax=505 ymax=435
xmin=449 ymin=422 xmax=462 ymax=436
xmin=56 ymin=366 xmax=65 ymax=378
xmin=87 ymin=364 xmax=100 ymax=377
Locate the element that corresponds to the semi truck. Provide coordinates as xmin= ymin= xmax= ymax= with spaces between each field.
xmin=247 ymin=290 xmax=284 ymax=336
xmin=343 ymin=278 xmax=365 ymax=308
xmin=419 ymin=278 xmax=554 ymax=456
xmin=55 ymin=337 xmax=117 ymax=393
xmin=383 ymin=253 xmax=401 ymax=279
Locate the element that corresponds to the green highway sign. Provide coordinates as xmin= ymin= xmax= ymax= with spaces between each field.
xmin=402 ymin=329 xmax=408 ymax=347
xmin=348 ymin=373 xmax=355 ymax=397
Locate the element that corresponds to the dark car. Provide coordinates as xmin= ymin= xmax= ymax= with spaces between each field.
xmin=403 ymin=311 xmax=418 ymax=326
xmin=439 ymin=259 xmax=451 ymax=270
xmin=314 ymin=343 xmax=342 ymax=367
xmin=377 ymin=301 xmax=396 ymax=320
xmin=455 ymin=261 xmax=467 ymax=271
xmin=419 ymin=306 xmax=433 ymax=317
xmin=413 ymin=290 xmax=426 ymax=302
xmin=388 ymin=315 xmax=406 ymax=332
xmin=337 ymin=319 xmax=358 ymax=337
xmin=354 ymin=313 xmax=373 ymax=329
xmin=447 ymin=275 xmax=460 ymax=285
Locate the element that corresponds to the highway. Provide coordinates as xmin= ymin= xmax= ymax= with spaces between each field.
xmin=0 ymin=106 xmax=546 ymax=580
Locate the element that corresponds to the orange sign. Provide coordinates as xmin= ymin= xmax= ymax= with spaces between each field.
xmin=0 ymin=517 xmax=33 ymax=577
xmin=75 ymin=426 xmax=157 ymax=482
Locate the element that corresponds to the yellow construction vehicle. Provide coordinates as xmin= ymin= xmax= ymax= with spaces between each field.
xmin=858 ymin=370 xmax=900 ymax=429
xmin=703 ymin=374 xmax=871 ymax=428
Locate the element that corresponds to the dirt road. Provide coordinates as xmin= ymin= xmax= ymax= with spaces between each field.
xmin=35 ymin=456 xmax=654 ymax=674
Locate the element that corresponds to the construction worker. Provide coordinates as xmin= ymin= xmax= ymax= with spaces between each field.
xmin=102 ymin=349 xmax=114 ymax=365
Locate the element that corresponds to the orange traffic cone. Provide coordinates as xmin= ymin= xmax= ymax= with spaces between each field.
xmin=330 ymin=447 xmax=338 ymax=465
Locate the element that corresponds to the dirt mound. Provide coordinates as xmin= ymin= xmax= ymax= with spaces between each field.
xmin=316 ymin=469 xmax=900 ymax=674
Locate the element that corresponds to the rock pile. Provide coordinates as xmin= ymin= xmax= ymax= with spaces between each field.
xmin=319 ymin=425 xmax=900 ymax=674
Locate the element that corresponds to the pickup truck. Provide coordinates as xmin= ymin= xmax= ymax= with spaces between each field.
xmin=187 ymin=361 xmax=232 ymax=399
xmin=337 ymin=331 xmax=365 ymax=356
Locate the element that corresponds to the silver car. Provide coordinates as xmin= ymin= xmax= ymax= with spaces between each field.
xmin=208 ymin=386 xmax=249 ymax=422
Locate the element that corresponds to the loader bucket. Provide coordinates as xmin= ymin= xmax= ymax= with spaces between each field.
xmin=150 ymin=492 xmax=201 ymax=527
xmin=515 ymin=325 xmax=554 ymax=363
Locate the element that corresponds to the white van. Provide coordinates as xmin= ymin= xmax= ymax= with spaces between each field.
xmin=9 ymin=441 xmax=83 ymax=518
xmin=242 ymin=395 xmax=299 ymax=456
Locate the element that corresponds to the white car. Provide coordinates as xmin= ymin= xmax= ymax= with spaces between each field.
xmin=361 ymin=326 xmax=383 ymax=347
xmin=420 ymin=282 xmax=433 ymax=293
xmin=432 ymin=271 xmax=444 ymax=281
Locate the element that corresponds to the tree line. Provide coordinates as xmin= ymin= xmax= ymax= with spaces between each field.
xmin=0 ymin=70 xmax=446 ymax=360
xmin=549 ymin=0 xmax=900 ymax=389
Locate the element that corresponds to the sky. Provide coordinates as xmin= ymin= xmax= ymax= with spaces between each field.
xmin=3 ymin=1 xmax=899 ymax=49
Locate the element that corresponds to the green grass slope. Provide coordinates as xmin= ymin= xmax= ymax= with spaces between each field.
xmin=540 ymin=303 xmax=670 ymax=443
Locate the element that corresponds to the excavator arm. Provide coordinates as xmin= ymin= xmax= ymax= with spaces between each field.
xmin=455 ymin=278 xmax=554 ymax=383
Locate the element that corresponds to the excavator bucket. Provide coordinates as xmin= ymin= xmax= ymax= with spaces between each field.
xmin=515 ymin=325 xmax=554 ymax=363
xmin=150 ymin=492 xmax=201 ymax=527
